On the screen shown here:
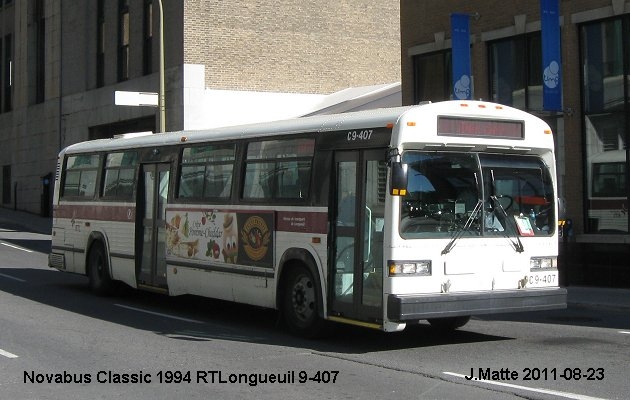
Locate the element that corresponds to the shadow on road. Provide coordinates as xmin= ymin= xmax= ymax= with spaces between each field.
xmin=478 ymin=304 xmax=630 ymax=331
xmin=0 ymin=227 xmax=51 ymax=253
xmin=0 ymin=267 xmax=516 ymax=354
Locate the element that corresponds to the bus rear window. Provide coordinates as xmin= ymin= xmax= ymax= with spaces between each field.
xmin=62 ymin=154 xmax=100 ymax=198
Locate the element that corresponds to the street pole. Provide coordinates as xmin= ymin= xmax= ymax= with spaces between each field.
xmin=158 ymin=0 xmax=165 ymax=133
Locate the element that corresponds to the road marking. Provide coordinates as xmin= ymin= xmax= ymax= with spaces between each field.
xmin=0 ymin=241 xmax=33 ymax=253
xmin=620 ymin=331 xmax=630 ymax=335
xmin=0 ymin=272 xmax=26 ymax=282
xmin=0 ymin=348 xmax=19 ymax=359
xmin=114 ymin=304 xmax=204 ymax=324
xmin=443 ymin=372 xmax=607 ymax=400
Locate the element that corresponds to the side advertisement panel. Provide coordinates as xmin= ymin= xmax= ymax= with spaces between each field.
xmin=165 ymin=209 xmax=274 ymax=268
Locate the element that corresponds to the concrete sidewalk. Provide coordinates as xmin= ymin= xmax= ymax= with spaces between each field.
xmin=1 ymin=206 xmax=629 ymax=310
xmin=0 ymin=207 xmax=52 ymax=235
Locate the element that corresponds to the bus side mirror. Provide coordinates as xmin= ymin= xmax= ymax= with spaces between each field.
xmin=390 ymin=162 xmax=408 ymax=196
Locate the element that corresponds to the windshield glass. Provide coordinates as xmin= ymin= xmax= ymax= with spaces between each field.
xmin=400 ymin=151 xmax=555 ymax=239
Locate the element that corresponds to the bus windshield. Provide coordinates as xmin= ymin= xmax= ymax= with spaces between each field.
xmin=400 ymin=152 xmax=555 ymax=239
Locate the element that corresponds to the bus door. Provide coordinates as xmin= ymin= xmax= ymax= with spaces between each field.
xmin=137 ymin=163 xmax=170 ymax=290
xmin=331 ymin=149 xmax=386 ymax=323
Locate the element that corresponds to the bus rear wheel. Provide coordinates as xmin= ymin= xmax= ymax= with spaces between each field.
xmin=88 ymin=242 xmax=114 ymax=296
xmin=282 ymin=265 xmax=325 ymax=338
xmin=427 ymin=316 xmax=470 ymax=331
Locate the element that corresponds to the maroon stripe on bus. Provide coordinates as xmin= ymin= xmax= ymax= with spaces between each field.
xmin=54 ymin=204 xmax=136 ymax=222
xmin=54 ymin=204 xmax=328 ymax=233
xmin=276 ymin=211 xmax=328 ymax=234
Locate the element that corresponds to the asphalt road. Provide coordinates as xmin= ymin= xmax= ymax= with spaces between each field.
xmin=1 ymin=226 xmax=628 ymax=400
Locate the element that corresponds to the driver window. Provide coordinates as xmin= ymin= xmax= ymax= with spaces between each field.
xmin=480 ymin=154 xmax=555 ymax=236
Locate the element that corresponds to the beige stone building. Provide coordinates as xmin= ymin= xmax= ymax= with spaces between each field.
xmin=0 ymin=0 xmax=400 ymax=214
xmin=400 ymin=0 xmax=630 ymax=286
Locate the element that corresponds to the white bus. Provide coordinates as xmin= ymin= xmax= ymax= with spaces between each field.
xmin=49 ymin=100 xmax=566 ymax=336
xmin=587 ymin=150 xmax=628 ymax=233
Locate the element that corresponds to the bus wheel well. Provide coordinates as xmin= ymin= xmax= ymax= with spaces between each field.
xmin=85 ymin=233 xmax=106 ymax=269
xmin=85 ymin=234 xmax=114 ymax=296
xmin=277 ymin=249 xmax=326 ymax=338
xmin=276 ymin=250 xmax=322 ymax=314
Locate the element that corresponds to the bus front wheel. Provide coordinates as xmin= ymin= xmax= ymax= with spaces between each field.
xmin=87 ymin=242 xmax=114 ymax=296
xmin=282 ymin=265 xmax=325 ymax=338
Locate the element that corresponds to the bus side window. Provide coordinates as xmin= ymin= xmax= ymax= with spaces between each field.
xmin=178 ymin=144 xmax=235 ymax=200
xmin=276 ymin=160 xmax=311 ymax=199
xmin=102 ymin=151 xmax=138 ymax=199
xmin=243 ymin=137 xmax=314 ymax=201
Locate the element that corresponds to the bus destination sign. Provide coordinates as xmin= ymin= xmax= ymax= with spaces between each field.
xmin=437 ymin=116 xmax=524 ymax=139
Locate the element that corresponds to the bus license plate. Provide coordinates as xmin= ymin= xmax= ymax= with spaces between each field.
xmin=528 ymin=272 xmax=557 ymax=287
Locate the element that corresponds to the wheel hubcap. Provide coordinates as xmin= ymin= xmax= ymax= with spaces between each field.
xmin=292 ymin=275 xmax=315 ymax=322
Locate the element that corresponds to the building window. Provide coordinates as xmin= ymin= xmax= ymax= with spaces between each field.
xmin=0 ymin=38 xmax=3 ymax=112
xmin=2 ymin=165 xmax=10 ymax=205
xmin=143 ymin=0 xmax=153 ymax=75
xmin=488 ymin=33 xmax=543 ymax=110
xmin=3 ymin=34 xmax=12 ymax=112
xmin=412 ymin=50 xmax=452 ymax=104
xmin=35 ymin=0 xmax=45 ymax=103
xmin=118 ymin=0 xmax=130 ymax=82
xmin=96 ymin=0 xmax=105 ymax=87
xmin=581 ymin=18 xmax=629 ymax=234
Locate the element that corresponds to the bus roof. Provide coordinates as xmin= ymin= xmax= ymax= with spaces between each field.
xmin=60 ymin=100 xmax=546 ymax=155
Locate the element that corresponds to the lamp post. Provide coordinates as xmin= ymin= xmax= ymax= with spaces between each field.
xmin=158 ymin=0 xmax=165 ymax=133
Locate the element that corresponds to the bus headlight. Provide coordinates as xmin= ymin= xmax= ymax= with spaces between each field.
xmin=530 ymin=257 xmax=557 ymax=270
xmin=388 ymin=260 xmax=432 ymax=276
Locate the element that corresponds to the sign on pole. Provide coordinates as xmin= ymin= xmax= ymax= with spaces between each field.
xmin=114 ymin=91 xmax=159 ymax=107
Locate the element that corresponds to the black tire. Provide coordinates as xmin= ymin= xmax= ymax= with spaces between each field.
xmin=87 ymin=242 xmax=114 ymax=296
xmin=427 ymin=316 xmax=470 ymax=331
xmin=282 ymin=265 xmax=325 ymax=338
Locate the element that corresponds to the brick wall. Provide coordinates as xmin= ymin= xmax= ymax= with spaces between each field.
xmin=183 ymin=0 xmax=401 ymax=94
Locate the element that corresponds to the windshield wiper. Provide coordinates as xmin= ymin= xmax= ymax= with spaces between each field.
xmin=490 ymin=195 xmax=525 ymax=253
xmin=441 ymin=199 xmax=483 ymax=255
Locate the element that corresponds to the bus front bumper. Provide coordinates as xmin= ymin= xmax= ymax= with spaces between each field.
xmin=387 ymin=288 xmax=567 ymax=322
